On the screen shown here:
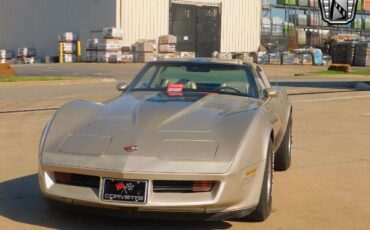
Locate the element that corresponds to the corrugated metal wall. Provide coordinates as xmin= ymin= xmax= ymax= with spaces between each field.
xmin=0 ymin=0 xmax=117 ymax=59
xmin=0 ymin=0 xmax=261 ymax=59
xmin=220 ymin=0 xmax=261 ymax=52
xmin=120 ymin=0 xmax=170 ymax=46
xmin=119 ymin=0 xmax=261 ymax=52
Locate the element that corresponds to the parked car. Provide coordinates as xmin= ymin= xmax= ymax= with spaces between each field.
xmin=39 ymin=59 xmax=292 ymax=221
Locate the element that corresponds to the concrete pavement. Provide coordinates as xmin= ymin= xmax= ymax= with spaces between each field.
xmin=0 ymin=65 xmax=369 ymax=229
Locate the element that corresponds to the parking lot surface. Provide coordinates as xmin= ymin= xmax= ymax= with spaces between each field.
xmin=1 ymin=64 xmax=369 ymax=229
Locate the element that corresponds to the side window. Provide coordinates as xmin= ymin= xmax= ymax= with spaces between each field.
xmin=134 ymin=65 xmax=158 ymax=89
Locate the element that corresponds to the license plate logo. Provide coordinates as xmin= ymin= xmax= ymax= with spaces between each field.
xmin=103 ymin=179 xmax=147 ymax=203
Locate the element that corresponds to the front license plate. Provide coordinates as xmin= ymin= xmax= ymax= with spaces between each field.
xmin=102 ymin=179 xmax=148 ymax=204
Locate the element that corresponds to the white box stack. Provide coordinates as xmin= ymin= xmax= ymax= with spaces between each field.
xmin=17 ymin=48 xmax=36 ymax=64
xmin=90 ymin=27 xmax=128 ymax=63
xmin=158 ymin=35 xmax=177 ymax=53
xmin=134 ymin=39 xmax=156 ymax=63
xmin=156 ymin=35 xmax=179 ymax=61
xmin=103 ymin=27 xmax=123 ymax=39
xmin=58 ymin=32 xmax=79 ymax=63
xmin=97 ymin=51 xmax=123 ymax=63
xmin=58 ymin=32 xmax=78 ymax=43
xmin=0 ymin=50 xmax=13 ymax=64
xmin=86 ymin=38 xmax=99 ymax=62
xmin=121 ymin=46 xmax=134 ymax=63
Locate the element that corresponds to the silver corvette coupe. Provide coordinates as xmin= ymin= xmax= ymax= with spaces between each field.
xmin=39 ymin=59 xmax=292 ymax=221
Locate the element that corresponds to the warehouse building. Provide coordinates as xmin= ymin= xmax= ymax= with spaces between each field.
xmin=0 ymin=0 xmax=261 ymax=59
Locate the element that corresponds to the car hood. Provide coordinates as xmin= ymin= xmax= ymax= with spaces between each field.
xmin=42 ymin=91 xmax=260 ymax=174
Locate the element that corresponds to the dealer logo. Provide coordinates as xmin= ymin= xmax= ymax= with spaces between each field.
xmin=319 ymin=0 xmax=359 ymax=24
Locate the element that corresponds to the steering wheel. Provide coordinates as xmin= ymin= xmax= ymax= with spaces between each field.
xmin=218 ymin=86 xmax=243 ymax=95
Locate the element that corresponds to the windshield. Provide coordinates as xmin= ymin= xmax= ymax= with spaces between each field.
xmin=129 ymin=63 xmax=258 ymax=98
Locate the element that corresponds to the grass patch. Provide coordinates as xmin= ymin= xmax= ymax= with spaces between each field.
xmin=306 ymin=70 xmax=370 ymax=76
xmin=0 ymin=76 xmax=90 ymax=82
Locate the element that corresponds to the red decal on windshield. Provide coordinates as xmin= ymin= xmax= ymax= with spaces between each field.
xmin=167 ymin=84 xmax=184 ymax=96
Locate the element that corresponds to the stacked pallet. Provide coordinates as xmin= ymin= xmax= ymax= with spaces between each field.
xmin=97 ymin=28 xmax=126 ymax=63
xmin=281 ymin=52 xmax=295 ymax=65
xmin=212 ymin=52 xmax=233 ymax=60
xmin=268 ymin=53 xmax=281 ymax=65
xmin=97 ymin=39 xmax=124 ymax=63
xmin=251 ymin=52 xmax=269 ymax=64
xmin=121 ymin=46 xmax=134 ymax=63
xmin=158 ymin=35 xmax=177 ymax=53
xmin=176 ymin=52 xmax=195 ymax=59
xmin=353 ymin=42 xmax=370 ymax=66
xmin=292 ymin=48 xmax=323 ymax=65
xmin=323 ymin=55 xmax=333 ymax=66
xmin=0 ymin=50 xmax=13 ymax=64
xmin=330 ymin=34 xmax=360 ymax=43
xmin=58 ymin=32 xmax=78 ymax=63
xmin=157 ymin=35 xmax=179 ymax=60
xmin=330 ymin=42 xmax=358 ymax=65
xmin=297 ymin=53 xmax=313 ymax=65
xmin=86 ymin=38 xmax=99 ymax=62
xmin=17 ymin=48 xmax=36 ymax=64
xmin=134 ymin=40 xmax=156 ymax=63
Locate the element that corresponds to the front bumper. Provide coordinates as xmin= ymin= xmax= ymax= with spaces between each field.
xmin=43 ymin=195 xmax=255 ymax=221
xmin=39 ymin=161 xmax=265 ymax=220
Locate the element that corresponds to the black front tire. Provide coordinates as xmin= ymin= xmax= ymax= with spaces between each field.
xmin=274 ymin=114 xmax=292 ymax=171
xmin=246 ymin=140 xmax=273 ymax=222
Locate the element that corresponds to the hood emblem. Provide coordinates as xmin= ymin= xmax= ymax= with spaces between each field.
xmin=124 ymin=145 xmax=139 ymax=152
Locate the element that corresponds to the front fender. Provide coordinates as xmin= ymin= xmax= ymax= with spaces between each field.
xmin=41 ymin=100 xmax=104 ymax=163
xmin=229 ymin=110 xmax=273 ymax=174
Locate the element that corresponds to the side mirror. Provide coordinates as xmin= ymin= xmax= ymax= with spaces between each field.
xmin=116 ymin=82 xmax=129 ymax=92
xmin=263 ymin=88 xmax=279 ymax=98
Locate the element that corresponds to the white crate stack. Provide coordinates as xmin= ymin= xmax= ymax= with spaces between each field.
xmin=58 ymin=32 xmax=78 ymax=63
xmin=134 ymin=39 xmax=157 ymax=63
xmin=86 ymin=38 xmax=99 ymax=62
xmin=121 ymin=46 xmax=134 ymax=63
xmin=0 ymin=50 xmax=13 ymax=64
xmin=17 ymin=48 xmax=36 ymax=64
xmin=96 ymin=27 xmax=128 ymax=63
xmin=97 ymin=39 xmax=124 ymax=63
xmin=156 ymin=35 xmax=180 ymax=60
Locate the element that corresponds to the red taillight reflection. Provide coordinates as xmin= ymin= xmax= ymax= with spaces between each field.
xmin=54 ymin=172 xmax=71 ymax=183
xmin=192 ymin=181 xmax=214 ymax=192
